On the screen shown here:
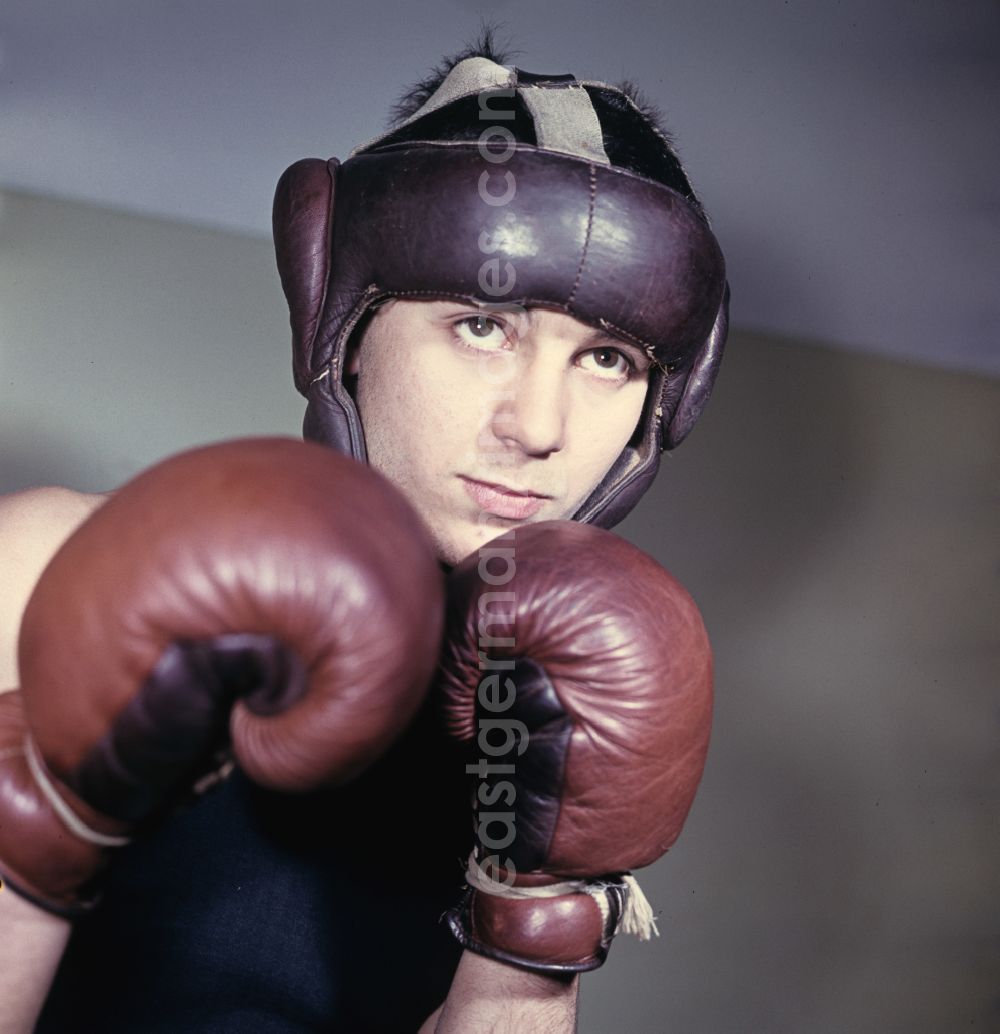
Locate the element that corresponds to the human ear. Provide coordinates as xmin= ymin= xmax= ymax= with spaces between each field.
xmin=346 ymin=299 xmax=397 ymax=377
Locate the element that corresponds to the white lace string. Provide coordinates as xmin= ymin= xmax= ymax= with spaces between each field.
xmin=24 ymin=736 xmax=131 ymax=848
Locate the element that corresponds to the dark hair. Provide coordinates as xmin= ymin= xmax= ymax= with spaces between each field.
xmin=384 ymin=29 xmax=700 ymax=210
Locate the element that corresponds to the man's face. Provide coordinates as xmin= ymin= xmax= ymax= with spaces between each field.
xmin=349 ymin=299 xmax=652 ymax=564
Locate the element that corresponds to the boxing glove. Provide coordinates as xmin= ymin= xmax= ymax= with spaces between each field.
xmin=439 ymin=521 xmax=712 ymax=972
xmin=0 ymin=437 xmax=443 ymax=917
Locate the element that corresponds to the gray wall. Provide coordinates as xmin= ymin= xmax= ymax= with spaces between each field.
xmin=600 ymin=334 xmax=999 ymax=1033
xmin=2 ymin=189 xmax=997 ymax=1032
xmin=0 ymin=189 xmax=301 ymax=491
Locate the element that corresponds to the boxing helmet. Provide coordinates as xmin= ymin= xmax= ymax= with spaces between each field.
xmin=273 ymin=57 xmax=729 ymax=528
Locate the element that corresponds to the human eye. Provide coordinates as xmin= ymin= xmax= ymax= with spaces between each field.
xmin=577 ymin=345 xmax=640 ymax=382
xmin=451 ymin=313 xmax=512 ymax=352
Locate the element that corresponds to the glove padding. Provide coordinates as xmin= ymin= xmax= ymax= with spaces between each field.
xmin=0 ymin=437 xmax=443 ymax=916
xmin=440 ymin=521 xmax=711 ymax=972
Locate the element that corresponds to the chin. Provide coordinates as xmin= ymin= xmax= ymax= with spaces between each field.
xmin=423 ymin=522 xmax=479 ymax=567
xmin=426 ymin=518 xmax=505 ymax=567
xmin=444 ymin=518 xmax=556 ymax=568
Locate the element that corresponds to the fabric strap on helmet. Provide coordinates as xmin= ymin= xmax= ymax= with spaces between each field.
xmin=356 ymin=59 xmax=612 ymax=165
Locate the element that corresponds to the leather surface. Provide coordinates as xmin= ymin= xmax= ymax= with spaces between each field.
xmin=462 ymin=656 xmax=572 ymax=872
xmin=290 ymin=144 xmax=725 ymax=385
xmin=72 ymin=634 xmax=307 ymax=822
xmin=273 ymin=158 xmax=337 ymax=395
xmin=441 ymin=521 xmax=713 ymax=877
xmin=460 ymin=883 xmax=609 ymax=970
xmin=5 ymin=437 xmax=444 ymax=911
xmin=0 ymin=692 xmax=112 ymax=914
xmin=446 ymin=864 xmax=627 ymax=973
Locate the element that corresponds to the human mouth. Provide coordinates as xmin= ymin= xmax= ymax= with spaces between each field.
xmin=459 ymin=477 xmax=550 ymax=520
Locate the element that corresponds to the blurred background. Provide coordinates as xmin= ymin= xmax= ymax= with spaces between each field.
xmin=1 ymin=2 xmax=997 ymax=1031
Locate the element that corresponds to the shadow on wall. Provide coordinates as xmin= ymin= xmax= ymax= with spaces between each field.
xmin=0 ymin=420 xmax=117 ymax=495
xmin=597 ymin=330 xmax=881 ymax=1032
xmin=599 ymin=332 xmax=1000 ymax=1033
xmin=620 ymin=327 xmax=875 ymax=635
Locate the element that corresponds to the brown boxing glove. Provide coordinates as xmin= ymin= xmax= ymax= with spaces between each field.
xmin=440 ymin=521 xmax=712 ymax=973
xmin=0 ymin=437 xmax=443 ymax=917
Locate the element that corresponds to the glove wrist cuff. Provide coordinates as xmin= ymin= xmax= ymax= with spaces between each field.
xmin=1 ymin=696 xmax=115 ymax=916
xmin=445 ymin=857 xmax=639 ymax=974
xmin=446 ymin=881 xmax=620 ymax=973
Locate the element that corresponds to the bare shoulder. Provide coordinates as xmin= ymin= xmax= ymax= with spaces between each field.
xmin=0 ymin=486 xmax=108 ymax=567
xmin=0 ymin=487 xmax=109 ymax=692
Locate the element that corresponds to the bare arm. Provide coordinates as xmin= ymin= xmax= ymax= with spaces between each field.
xmin=0 ymin=486 xmax=106 ymax=1033
xmin=0 ymin=487 xmax=108 ymax=695
xmin=418 ymin=953 xmax=578 ymax=1034
xmin=0 ymin=893 xmax=72 ymax=1034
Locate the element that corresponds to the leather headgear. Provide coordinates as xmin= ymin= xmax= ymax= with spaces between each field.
xmin=273 ymin=57 xmax=729 ymax=527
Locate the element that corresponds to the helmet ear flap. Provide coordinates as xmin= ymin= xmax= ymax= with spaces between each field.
xmin=273 ymin=158 xmax=339 ymax=396
xmin=663 ymin=283 xmax=730 ymax=449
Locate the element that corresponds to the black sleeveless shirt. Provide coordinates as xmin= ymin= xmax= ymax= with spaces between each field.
xmin=37 ymin=706 xmax=468 ymax=1033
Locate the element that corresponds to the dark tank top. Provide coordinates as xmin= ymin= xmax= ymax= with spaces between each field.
xmin=37 ymin=705 xmax=468 ymax=1033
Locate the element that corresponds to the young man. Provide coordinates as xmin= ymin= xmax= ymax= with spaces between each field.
xmin=0 ymin=41 xmax=727 ymax=1032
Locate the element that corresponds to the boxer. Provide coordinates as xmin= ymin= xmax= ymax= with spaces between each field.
xmin=1 ymin=38 xmax=727 ymax=1033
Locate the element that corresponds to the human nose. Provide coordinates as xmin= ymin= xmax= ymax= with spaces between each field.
xmin=488 ymin=353 xmax=567 ymax=458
